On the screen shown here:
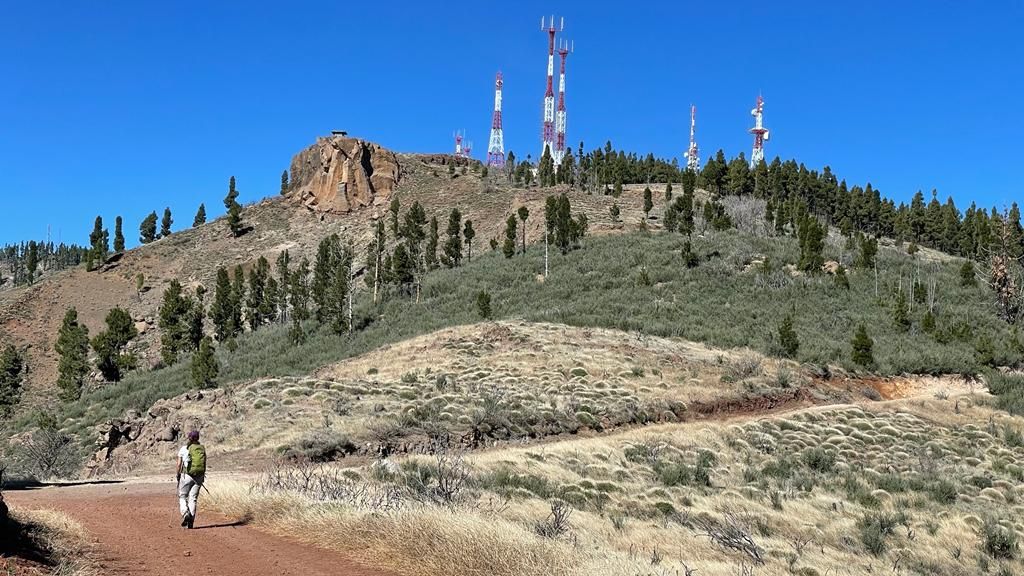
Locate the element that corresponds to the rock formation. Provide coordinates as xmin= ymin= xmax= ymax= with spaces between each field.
xmin=287 ymin=135 xmax=401 ymax=214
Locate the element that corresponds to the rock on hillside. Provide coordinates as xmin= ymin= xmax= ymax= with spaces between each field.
xmin=288 ymin=135 xmax=401 ymax=214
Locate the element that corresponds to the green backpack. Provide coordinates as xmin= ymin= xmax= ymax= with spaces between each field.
xmin=187 ymin=444 xmax=207 ymax=476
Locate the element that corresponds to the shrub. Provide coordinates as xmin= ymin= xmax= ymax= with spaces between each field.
xmin=278 ymin=429 xmax=356 ymax=462
xmin=928 ymin=479 xmax=959 ymax=504
xmin=802 ymin=447 xmax=836 ymax=473
xmin=858 ymin=512 xmax=899 ymax=556
xmin=983 ymin=519 xmax=1019 ymax=559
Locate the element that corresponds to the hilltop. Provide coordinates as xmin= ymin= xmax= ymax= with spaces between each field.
xmin=2 ymin=134 xmax=1023 ymax=576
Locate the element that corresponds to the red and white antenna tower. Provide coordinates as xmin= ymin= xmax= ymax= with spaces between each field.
xmin=554 ymin=38 xmax=572 ymax=167
xmin=453 ymin=130 xmax=464 ymax=158
xmin=540 ymin=15 xmax=562 ymax=161
xmin=749 ymin=95 xmax=770 ymax=168
xmin=464 ymin=140 xmax=473 ymax=158
xmin=487 ymin=72 xmax=505 ymax=168
xmin=685 ymin=104 xmax=700 ymax=172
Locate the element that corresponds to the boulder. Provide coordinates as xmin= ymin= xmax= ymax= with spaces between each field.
xmin=822 ymin=260 xmax=841 ymax=275
xmin=288 ymin=135 xmax=401 ymax=215
xmin=134 ymin=321 xmax=149 ymax=335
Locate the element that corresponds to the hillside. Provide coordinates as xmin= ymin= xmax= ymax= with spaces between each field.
xmin=3 ymin=135 xmax=1023 ymax=576
xmin=0 ymin=137 xmax=658 ymax=407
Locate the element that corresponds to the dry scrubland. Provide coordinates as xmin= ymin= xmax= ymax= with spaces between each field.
xmin=97 ymin=320 xmax=818 ymax=474
xmin=211 ymin=389 xmax=1024 ymax=576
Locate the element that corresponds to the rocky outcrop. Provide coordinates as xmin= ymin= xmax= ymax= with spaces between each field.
xmin=287 ymin=135 xmax=401 ymax=215
xmin=87 ymin=389 xmax=232 ymax=476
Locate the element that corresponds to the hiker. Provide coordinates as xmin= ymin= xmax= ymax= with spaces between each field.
xmin=176 ymin=429 xmax=207 ymax=529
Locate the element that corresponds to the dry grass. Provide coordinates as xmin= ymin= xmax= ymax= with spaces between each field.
xmin=211 ymin=483 xmax=577 ymax=576
xmin=3 ymin=508 xmax=98 ymax=576
xmin=208 ymin=391 xmax=1024 ymax=576
xmin=99 ymin=320 xmax=802 ymax=475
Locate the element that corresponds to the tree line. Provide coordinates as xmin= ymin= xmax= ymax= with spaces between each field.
xmin=1 ymin=241 xmax=87 ymax=287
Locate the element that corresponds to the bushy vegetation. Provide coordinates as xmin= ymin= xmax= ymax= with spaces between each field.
xmin=46 ymin=223 xmax=1022 ymax=435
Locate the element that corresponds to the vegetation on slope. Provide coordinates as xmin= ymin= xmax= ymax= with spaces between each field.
xmin=46 ymin=217 xmax=1022 ymax=439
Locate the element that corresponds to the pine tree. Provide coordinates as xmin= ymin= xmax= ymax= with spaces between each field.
xmin=114 ymin=216 xmax=125 ymax=252
xmin=391 ymin=244 xmax=416 ymax=293
xmin=280 ymin=169 xmax=290 ymax=195
xmin=442 ymin=208 xmax=463 ymax=267
xmin=463 ymin=220 xmax=476 ymax=262
xmin=892 ymin=289 xmax=911 ymax=331
xmin=778 ymin=315 xmax=800 ymax=358
xmin=209 ymin=268 xmax=234 ymax=341
xmin=954 ymin=262 xmax=976 ymax=291
xmin=225 ymin=176 xmax=243 ymax=237
xmin=506 ymin=151 xmax=516 ymax=183
xmin=190 ymin=337 xmax=219 ymax=389
xmin=188 ymin=286 xmax=205 ymax=351
xmin=517 ymin=206 xmax=529 ymax=255
xmin=851 ymin=324 xmax=875 ymax=368
xmin=389 ymin=197 xmax=401 ymax=237
xmin=679 ymin=188 xmax=695 ymax=237
xmin=91 ymin=307 xmax=138 ymax=381
xmin=643 ymin=186 xmax=653 ymax=219
xmin=247 ymin=256 xmax=270 ymax=330
xmin=193 ymin=203 xmax=206 ymax=227
xmin=140 ymin=211 xmax=158 ymax=244
xmin=89 ymin=216 xmax=109 ymax=263
xmin=797 ymin=215 xmax=826 ymax=272
xmin=538 ymin=146 xmax=555 ymax=187
xmin=313 ymin=235 xmax=341 ymax=321
xmin=477 ymin=291 xmax=492 ymax=319
xmin=230 ymin=265 xmax=246 ymax=337
xmin=610 ymin=203 xmax=620 ymax=223
xmin=922 ymin=309 xmax=937 ymax=333
xmin=55 ymin=308 xmax=90 ymax=402
xmin=161 ymin=207 xmax=173 ymax=237
xmin=25 ymin=241 xmax=38 ymax=285
xmin=613 ymin=181 xmax=623 ymax=197
xmin=0 ymin=344 xmax=24 ymax=415
xmin=425 ymin=216 xmax=439 ymax=270
xmin=664 ymin=182 xmax=673 ymax=203
xmin=289 ymin=258 xmax=311 ymax=322
xmin=856 ymin=235 xmax=878 ymax=269
xmin=503 ymin=215 xmax=517 ymax=259
xmin=159 ymin=279 xmax=193 ymax=366
xmin=544 ymin=196 xmax=557 ymax=276
xmin=275 ymin=251 xmax=291 ymax=322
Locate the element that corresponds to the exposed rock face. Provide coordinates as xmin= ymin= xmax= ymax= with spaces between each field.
xmin=287 ymin=135 xmax=401 ymax=214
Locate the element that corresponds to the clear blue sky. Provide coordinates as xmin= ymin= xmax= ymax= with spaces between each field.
xmin=1 ymin=1 xmax=1021 ymax=247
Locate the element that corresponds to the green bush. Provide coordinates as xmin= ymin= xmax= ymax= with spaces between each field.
xmin=983 ymin=519 xmax=1019 ymax=559
xmin=802 ymin=447 xmax=836 ymax=473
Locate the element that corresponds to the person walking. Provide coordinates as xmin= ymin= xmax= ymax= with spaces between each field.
xmin=176 ymin=429 xmax=207 ymax=529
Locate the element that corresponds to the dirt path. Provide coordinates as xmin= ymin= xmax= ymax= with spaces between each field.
xmin=5 ymin=481 xmax=395 ymax=576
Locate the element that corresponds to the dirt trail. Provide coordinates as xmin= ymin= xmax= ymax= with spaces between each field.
xmin=6 ymin=481 xmax=394 ymax=576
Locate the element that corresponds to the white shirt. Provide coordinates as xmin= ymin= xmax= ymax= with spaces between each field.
xmin=178 ymin=445 xmax=191 ymax=470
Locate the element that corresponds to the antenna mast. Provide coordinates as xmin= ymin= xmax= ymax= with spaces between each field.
xmin=487 ymin=72 xmax=505 ymax=168
xmin=686 ymin=105 xmax=700 ymax=172
xmin=554 ymin=38 xmax=572 ymax=168
xmin=749 ymin=95 xmax=770 ymax=168
xmin=540 ymin=15 xmax=562 ymax=161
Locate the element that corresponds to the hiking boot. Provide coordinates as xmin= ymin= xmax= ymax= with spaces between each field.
xmin=187 ymin=514 xmax=195 ymax=529
xmin=181 ymin=513 xmax=191 ymax=528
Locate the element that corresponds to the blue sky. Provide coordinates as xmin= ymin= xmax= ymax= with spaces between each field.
xmin=1 ymin=1 xmax=1020 ymax=247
